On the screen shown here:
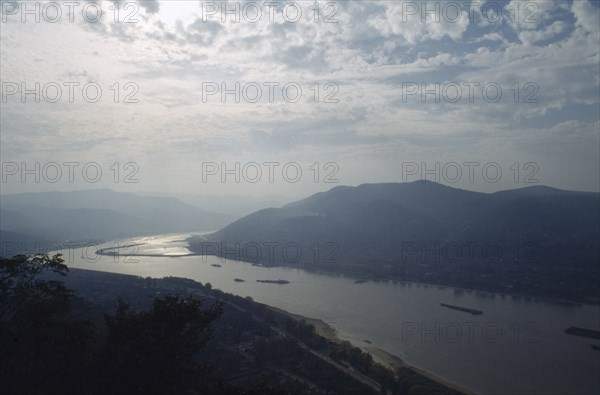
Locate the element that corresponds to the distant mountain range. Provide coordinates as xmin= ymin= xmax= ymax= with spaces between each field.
xmin=0 ymin=189 xmax=236 ymax=255
xmin=140 ymin=192 xmax=293 ymax=217
xmin=2 ymin=183 xmax=598 ymax=300
xmin=191 ymin=181 xmax=600 ymax=300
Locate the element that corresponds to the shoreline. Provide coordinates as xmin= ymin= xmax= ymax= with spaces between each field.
xmin=268 ymin=306 xmax=476 ymax=395
xmin=262 ymin=264 xmax=599 ymax=307
xmin=66 ymin=240 xmax=597 ymax=395
xmin=96 ymin=244 xmax=599 ymax=307
xmin=364 ymin=346 xmax=477 ymax=395
xmin=184 ymin=236 xmax=599 ymax=306
xmin=267 ymin=306 xmax=340 ymax=341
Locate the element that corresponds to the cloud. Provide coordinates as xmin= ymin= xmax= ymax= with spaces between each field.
xmin=572 ymin=0 xmax=600 ymax=34
xmin=141 ymin=0 xmax=160 ymax=14
xmin=518 ymin=20 xmax=566 ymax=45
xmin=180 ymin=18 xmax=224 ymax=46
xmin=366 ymin=2 xmax=470 ymax=44
xmin=0 ymin=0 xmax=598 ymax=194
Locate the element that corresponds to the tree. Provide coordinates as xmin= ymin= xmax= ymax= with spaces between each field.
xmin=0 ymin=254 xmax=71 ymax=322
xmin=0 ymin=254 xmax=294 ymax=394
xmin=98 ymin=294 xmax=223 ymax=394
xmin=0 ymin=254 xmax=94 ymax=394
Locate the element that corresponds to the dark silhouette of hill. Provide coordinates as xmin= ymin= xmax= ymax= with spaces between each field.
xmin=193 ymin=181 xmax=600 ymax=300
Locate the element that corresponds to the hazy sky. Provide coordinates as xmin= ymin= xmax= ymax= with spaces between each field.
xmin=1 ymin=0 xmax=599 ymax=197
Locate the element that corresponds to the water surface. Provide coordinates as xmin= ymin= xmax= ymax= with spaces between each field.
xmin=62 ymin=234 xmax=600 ymax=395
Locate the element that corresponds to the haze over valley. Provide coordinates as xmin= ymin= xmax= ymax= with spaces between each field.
xmin=1 ymin=1 xmax=599 ymax=394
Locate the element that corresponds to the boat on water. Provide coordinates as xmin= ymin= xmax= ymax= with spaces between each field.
xmin=211 ymin=264 xmax=222 ymax=268
xmin=234 ymin=278 xmax=245 ymax=282
xmin=355 ymin=279 xmax=368 ymax=284
xmin=256 ymin=279 xmax=290 ymax=284
xmin=565 ymin=327 xmax=600 ymax=340
xmin=440 ymin=303 xmax=483 ymax=315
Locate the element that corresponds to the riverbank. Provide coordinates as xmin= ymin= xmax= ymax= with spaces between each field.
xmin=267 ymin=306 xmax=473 ymax=394
xmin=267 ymin=306 xmax=339 ymax=341
xmin=60 ymin=237 xmax=600 ymax=395
xmin=364 ymin=347 xmax=476 ymax=395
xmin=98 ymin=242 xmax=600 ymax=307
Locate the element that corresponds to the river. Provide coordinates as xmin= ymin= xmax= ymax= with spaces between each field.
xmin=59 ymin=233 xmax=600 ymax=395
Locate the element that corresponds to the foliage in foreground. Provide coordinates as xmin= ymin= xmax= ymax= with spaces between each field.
xmin=0 ymin=254 xmax=227 ymax=394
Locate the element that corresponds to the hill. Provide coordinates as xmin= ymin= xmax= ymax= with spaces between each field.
xmin=191 ymin=181 xmax=600 ymax=301
xmin=1 ymin=189 xmax=236 ymax=254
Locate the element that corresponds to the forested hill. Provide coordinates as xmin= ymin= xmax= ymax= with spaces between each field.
xmin=191 ymin=181 xmax=600 ymax=301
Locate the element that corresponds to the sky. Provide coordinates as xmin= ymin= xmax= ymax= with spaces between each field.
xmin=1 ymin=0 xmax=599 ymax=198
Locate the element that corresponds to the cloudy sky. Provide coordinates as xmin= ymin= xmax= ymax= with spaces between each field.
xmin=1 ymin=0 xmax=599 ymax=197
